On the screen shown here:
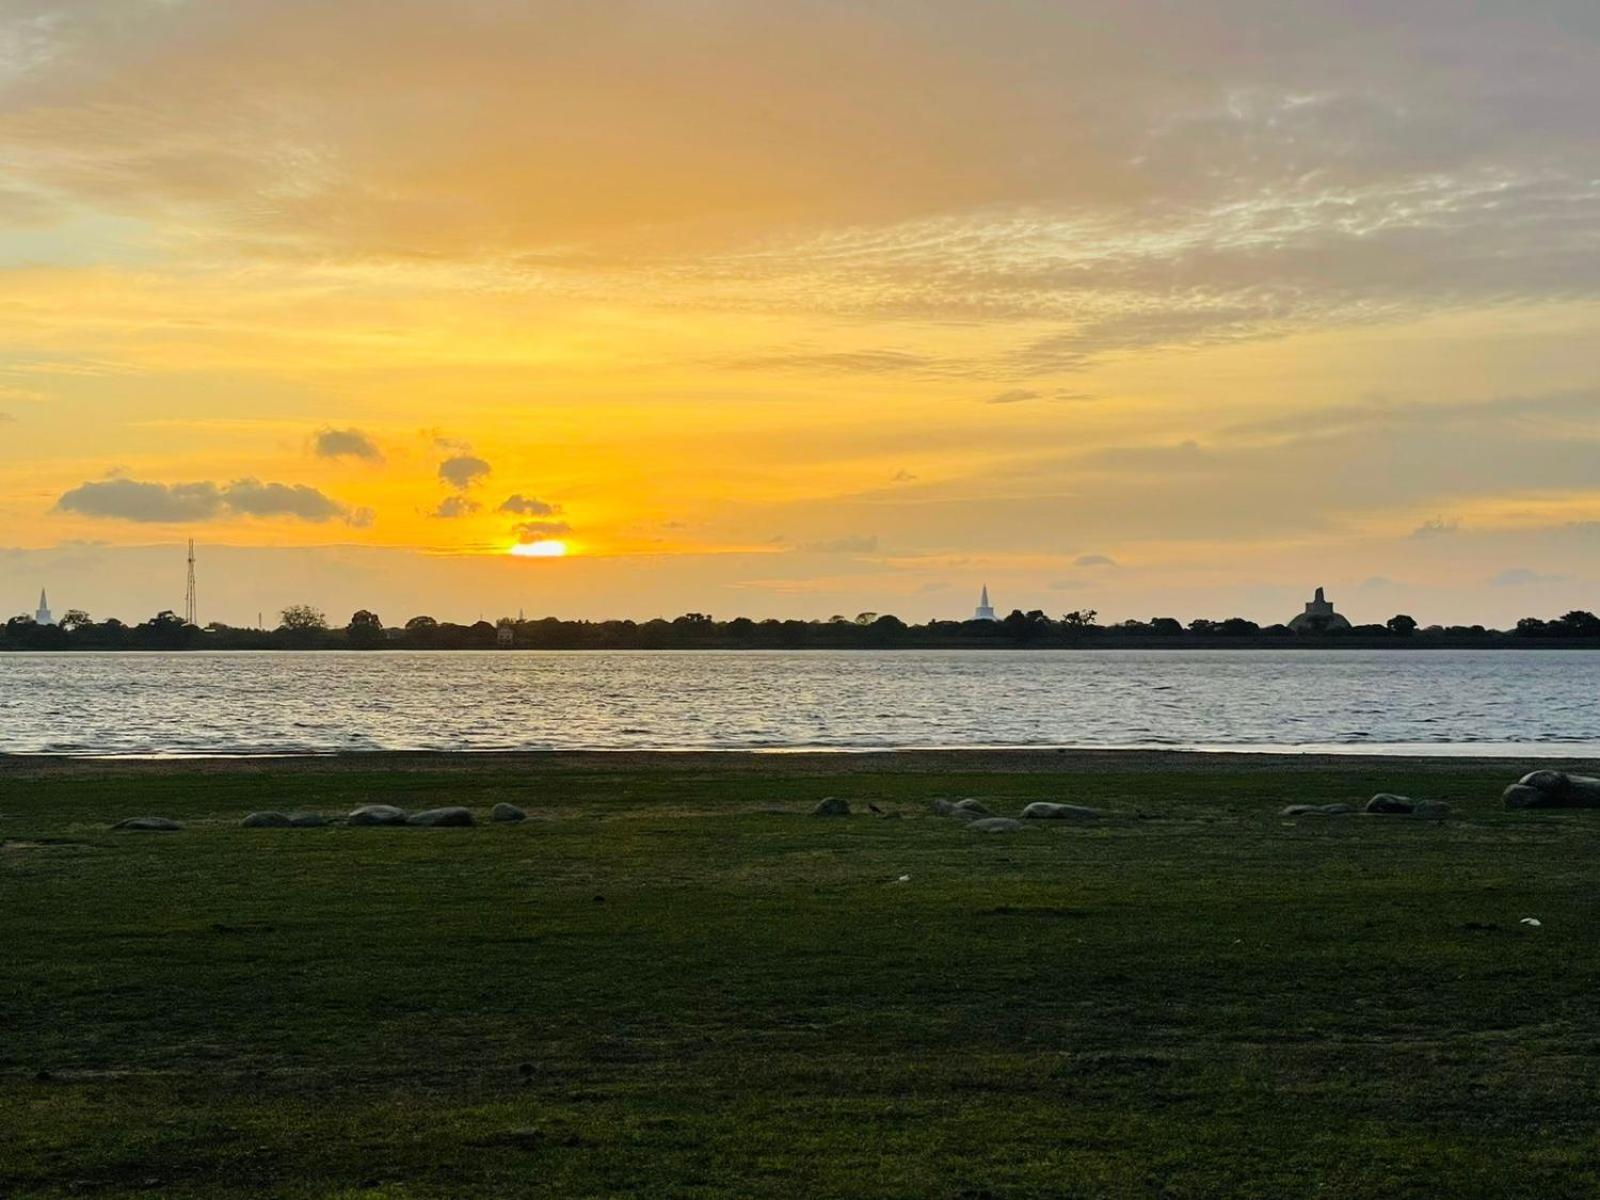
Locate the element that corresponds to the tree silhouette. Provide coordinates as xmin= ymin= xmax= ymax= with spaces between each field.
xmin=347 ymin=609 xmax=385 ymax=648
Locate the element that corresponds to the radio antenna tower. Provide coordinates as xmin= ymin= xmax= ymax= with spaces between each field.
xmin=184 ymin=539 xmax=198 ymax=626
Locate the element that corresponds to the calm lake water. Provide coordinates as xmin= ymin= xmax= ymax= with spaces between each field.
xmin=1 ymin=649 xmax=1597 ymax=758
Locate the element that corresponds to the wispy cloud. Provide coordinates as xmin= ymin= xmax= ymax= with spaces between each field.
xmin=1411 ymin=517 xmax=1460 ymax=538
xmin=1490 ymin=567 xmax=1573 ymax=587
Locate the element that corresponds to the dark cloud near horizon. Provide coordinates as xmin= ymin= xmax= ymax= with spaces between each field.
xmin=431 ymin=495 xmax=479 ymax=519
xmin=438 ymin=454 xmax=491 ymax=490
xmin=55 ymin=477 xmax=363 ymax=524
xmin=313 ymin=426 xmax=384 ymax=463
xmin=1075 ymin=554 xmax=1116 ymax=567
xmin=499 ymin=494 xmax=559 ymax=516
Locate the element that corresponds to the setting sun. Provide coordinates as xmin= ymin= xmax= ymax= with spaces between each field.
xmin=509 ymin=540 xmax=568 ymax=558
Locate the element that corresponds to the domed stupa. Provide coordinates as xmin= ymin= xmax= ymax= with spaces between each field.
xmin=1288 ymin=586 xmax=1351 ymax=633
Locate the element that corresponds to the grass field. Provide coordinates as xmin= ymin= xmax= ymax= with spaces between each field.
xmin=4 ymin=751 xmax=1599 ymax=1198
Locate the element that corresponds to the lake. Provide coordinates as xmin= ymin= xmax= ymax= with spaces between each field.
xmin=1 ymin=649 xmax=1596 ymax=758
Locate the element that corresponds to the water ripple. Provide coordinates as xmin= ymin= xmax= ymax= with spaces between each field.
xmin=1 ymin=649 xmax=1598 ymax=757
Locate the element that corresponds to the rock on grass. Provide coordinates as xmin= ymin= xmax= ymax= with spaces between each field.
xmin=491 ymin=803 xmax=527 ymax=823
xmin=407 ymin=807 xmax=475 ymax=827
xmin=1363 ymin=795 xmax=1451 ymax=817
xmin=1504 ymin=770 xmax=1600 ymax=809
xmin=1364 ymin=794 xmax=1415 ymax=814
xmin=347 ymin=805 xmax=409 ymax=827
xmin=241 ymin=811 xmax=293 ymax=828
xmin=244 ymin=811 xmax=329 ymax=828
xmin=110 ymin=816 xmax=182 ymax=832
xmin=811 ymin=797 xmax=851 ymax=817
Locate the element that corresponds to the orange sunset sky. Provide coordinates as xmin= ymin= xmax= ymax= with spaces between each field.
xmin=3 ymin=1 xmax=1600 ymax=626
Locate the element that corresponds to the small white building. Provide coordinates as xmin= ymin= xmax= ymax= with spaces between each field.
xmin=35 ymin=589 xmax=54 ymax=626
xmin=973 ymin=585 xmax=997 ymax=621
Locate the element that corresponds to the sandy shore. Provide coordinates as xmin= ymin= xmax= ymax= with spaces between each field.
xmin=1 ymin=746 xmax=1585 ymax=780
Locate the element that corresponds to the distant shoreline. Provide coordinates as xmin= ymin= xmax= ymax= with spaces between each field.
xmin=7 ymin=638 xmax=1600 ymax=652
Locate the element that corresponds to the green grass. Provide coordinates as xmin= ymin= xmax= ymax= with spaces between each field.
xmin=4 ymin=755 xmax=1600 ymax=1198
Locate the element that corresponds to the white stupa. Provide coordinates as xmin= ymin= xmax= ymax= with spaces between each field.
xmin=973 ymin=585 xmax=997 ymax=621
xmin=1287 ymin=586 xmax=1351 ymax=633
xmin=35 ymin=588 xmax=54 ymax=626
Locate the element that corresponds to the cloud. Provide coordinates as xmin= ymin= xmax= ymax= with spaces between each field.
xmin=313 ymin=426 xmax=384 ymax=463
xmin=890 ymin=469 xmax=917 ymax=483
xmin=1074 ymin=554 xmax=1116 ymax=568
xmin=4 ymin=1 xmax=1600 ymax=365
xmin=56 ymin=477 xmax=360 ymax=524
xmin=989 ymin=387 xmax=1099 ymax=405
xmin=56 ymin=479 xmax=221 ymax=523
xmin=512 ymin=520 xmax=572 ymax=542
xmin=802 ymin=535 xmax=880 ymax=554
xmin=1411 ymin=517 xmax=1460 ymax=538
xmin=223 ymin=479 xmax=350 ymax=522
xmin=431 ymin=496 xmax=479 ymax=519
xmin=0 ymin=412 xmax=12 ymax=423
xmin=498 ymin=494 xmax=559 ymax=516
xmin=1490 ymin=567 xmax=1573 ymax=587
xmin=438 ymin=454 xmax=491 ymax=490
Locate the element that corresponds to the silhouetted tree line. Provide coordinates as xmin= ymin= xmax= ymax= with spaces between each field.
xmin=7 ymin=605 xmax=1600 ymax=650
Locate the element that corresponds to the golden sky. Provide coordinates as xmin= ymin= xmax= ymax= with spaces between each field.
xmin=3 ymin=1 xmax=1600 ymax=626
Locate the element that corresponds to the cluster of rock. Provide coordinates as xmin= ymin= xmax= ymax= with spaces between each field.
xmin=1503 ymin=770 xmax=1600 ymax=809
xmin=110 ymin=801 xmax=532 ymax=831
xmin=103 ymin=770 xmax=1600 ymax=838
xmin=1280 ymin=794 xmax=1451 ymax=818
xmin=240 ymin=811 xmax=330 ymax=828
xmin=342 ymin=802 xmax=532 ymax=827
xmin=811 ymin=794 xmax=1103 ymax=832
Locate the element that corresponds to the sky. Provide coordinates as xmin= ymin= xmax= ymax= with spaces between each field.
xmin=3 ymin=0 xmax=1600 ymax=628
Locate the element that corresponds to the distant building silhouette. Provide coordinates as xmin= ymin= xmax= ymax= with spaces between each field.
xmin=973 ymin=585 xmax=997 ymax=622
xmin=1288 ymin=586 xmax=1351 ymax=633
xmin=35 ymin=589 xmax=54 ymax=626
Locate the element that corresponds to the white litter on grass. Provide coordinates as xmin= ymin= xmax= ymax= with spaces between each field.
xmin=1520 ymin=918 xmax=1542 ymax=927
xmin=892 ymin=874 xmax=911 ymax=884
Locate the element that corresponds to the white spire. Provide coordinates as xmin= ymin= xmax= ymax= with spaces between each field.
xmin=35 ymin=588 xmax=54 ymax=626
xmin=973 ymin=584 xmax=997 ymax=622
